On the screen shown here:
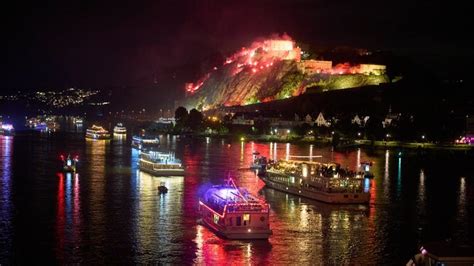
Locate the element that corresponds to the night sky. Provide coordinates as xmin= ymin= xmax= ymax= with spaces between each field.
xmin=2 ymin=0 xmax=473 ymax=92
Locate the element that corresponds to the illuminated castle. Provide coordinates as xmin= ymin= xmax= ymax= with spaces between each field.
xmin=183 ymin=35 xmax=389 ymax=110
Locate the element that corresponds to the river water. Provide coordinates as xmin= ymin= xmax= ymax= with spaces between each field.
xmin=0 ymin=132 xmax=473 ymax=264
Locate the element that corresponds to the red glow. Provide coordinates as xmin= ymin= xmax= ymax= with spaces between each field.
xmin=56 ymin=173 xmax=65 ymax=259
xmin=185 ymin=35 xmax=301 ymax=94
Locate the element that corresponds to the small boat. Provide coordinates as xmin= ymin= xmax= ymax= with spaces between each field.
xmin=250 ymin=151 xmax=267 ymax=175
xmin=198 ymin=178 xmax=272 ymax=239
xmin=138 ymin=151 xmax=184 ymax=176
xmin=406 ymin=241 xmax=474 ymax=265
xmin=158 ymin=182 xmax=168 ymax=193
xmin=0 ymin=123 xmax=15 ymax=136
xmin=359 ymin=161 xmax=375 ymax=178
xmin=61 ymin=154 xmax=79 ymax=172
xmin=262 ymin=159 xmax=370 ymax=204
xmin=85 ymin=125 xmax=111 ymax=140
xmin=132 ymin=134 xmax=160 ymax=150
xmin=113 ymin=123 xmax=127 ymax=135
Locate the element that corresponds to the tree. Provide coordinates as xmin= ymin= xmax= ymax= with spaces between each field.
xmin=175 ymin=106 xmax=188 ymax=125
xmin=187 ymin=108 xmax=204 ymax=130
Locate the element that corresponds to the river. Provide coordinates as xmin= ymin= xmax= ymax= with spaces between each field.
xmin=0 ymin=132 xmax=473 ymax=264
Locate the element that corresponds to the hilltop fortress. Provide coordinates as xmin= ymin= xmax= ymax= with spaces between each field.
xmin=183 ymin=37 xmax=389 ymax=111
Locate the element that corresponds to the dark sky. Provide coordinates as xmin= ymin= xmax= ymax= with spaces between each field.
xmin=2 ymin=0 xmax=473 ymax=91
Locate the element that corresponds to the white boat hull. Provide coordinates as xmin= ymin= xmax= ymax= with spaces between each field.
xmin=199 ymin=218 xmax=272 ymax=240
xmin=261 ymin=176 xmax=370 ymax=204
xmin=139 ymin=165 xmax=185 ymax=176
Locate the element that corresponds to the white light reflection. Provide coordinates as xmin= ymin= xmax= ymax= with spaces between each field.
xmin=273 ymin=142 xmax=278 ymax=161
xmin=356 ymin=148 xmax=361 ymax=170
xmin=269 ymin=142 xmax=273 ymax=160
xmin=285 ymin=143 xmax=290 ymax=161
xmin=0 ymin=136 xmax=13 ymax=257
xmin=456 ymin=177 xmax=467 ymax=241
xmin=418 ymin=169 xmax=426 ymax=216
xmin=384 ymin=150 xmax=390 ymax=180
xmin=309 ymin=145 xmax=313 ymax=162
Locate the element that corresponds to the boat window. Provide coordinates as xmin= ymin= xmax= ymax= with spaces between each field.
xmin=228 ymin=217 xmax=233 ymax=226
xmin=236 ymin=216 xmax=242 ymax=226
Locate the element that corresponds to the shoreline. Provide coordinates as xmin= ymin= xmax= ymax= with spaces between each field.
xmin=188 ymin=133 xmax=474 ymax=151
xmin=6 ymin=129 xmax=473 ymax=152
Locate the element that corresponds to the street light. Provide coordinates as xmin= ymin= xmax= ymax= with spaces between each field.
xmin=357 ymin=132 xmax=361 ymax=137
xmin=421 ymin=135 xmax=425 ymax=140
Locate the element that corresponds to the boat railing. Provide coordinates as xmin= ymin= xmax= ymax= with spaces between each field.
xmin=225 ymin=203 xmax=269 ymax=213
xmin=152 ymin=163 xmax=182 ymax=170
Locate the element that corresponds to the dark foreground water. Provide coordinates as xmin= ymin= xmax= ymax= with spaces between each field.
xmin=1 ymin=133 xmax=473 ymax=264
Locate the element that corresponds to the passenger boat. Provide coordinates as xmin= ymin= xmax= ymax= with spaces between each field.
xmin=198 ymin=178 xmax=272 ymax=239
xmin=262 ymin=160 xmax=370 ymax=204
xmin=85 ymin=125 xmax=111 ymax=139
xmin=132 ymin=135 xmax=160 ymax=150
xmin=138 ymin=151 xmax=184 ymax=176
xmin=73 ymin=117 xmax=83 ymax=125
xmin=61 ymin=154 xmax=78 ymax=172
xmin=406 ymin=241 xmax=474 ymax=265
xmin=250 ymin=151 xmax=267 ymax=175
xmin=113 ymin=123 xmax=127 ymax=135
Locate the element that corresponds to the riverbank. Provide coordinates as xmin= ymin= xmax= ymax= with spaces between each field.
xmin=193 ymin=132 xmax=474 ymax=151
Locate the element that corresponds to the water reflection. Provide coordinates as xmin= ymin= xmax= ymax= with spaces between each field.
xmin=193 ymin=224 xmax=270 ymax=265
xmin=56 ymin=172 xmax=81 ymax=263
xmin=1 ymin=136 xmax=473 ymax=264
xmin=455 ymin=177 xmax=468 ymax=242
xmin=85 ymin=139 xmax=107 ymax=257
xmin=0 ymin=136 xmax=13 ymax=259
xmin=397 ymin=156 xmax=402 ymax=197
xmin=113 ymin=133 xmax=126 ymax=145
xmin=418 ymin=169 xmax=426 ymax=213
xmin=133 ymin=171 xmax=185 ymax=262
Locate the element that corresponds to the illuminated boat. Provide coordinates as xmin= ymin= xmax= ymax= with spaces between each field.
xmin=113 ymin=123 xmax=127 ymax=135
xmin=198 ymin=178 xmax=272 ymax=239
xmin=250 ymin=151 xmax=267 ymax=175
xmin=61 ymin=154 xmax=79 ymax=172
xmin=0 ymin=123 xmax=15 ymax=136
xmin=35 ymin=122 xmax=48 ymax=131
xmin=132 ymin=135 xmax=159 ymax=150
xmin=73 ymin=117 xmax=83 ymax=125
xmin=406 ymin=241 xmax=474 ymax=265
xmin=138 ymin=151 xmax=184 ymax=176
xmin=262 ymin=160 xmax=370 ymax=204
xmin=85 ymin=125 xmax=111 ymax=139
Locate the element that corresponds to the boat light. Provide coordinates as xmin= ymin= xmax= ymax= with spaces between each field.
xmin=247 ymin=229 xmax=252 ymax=232
xmin=2 ymin=124 xmax=14 ymax=131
